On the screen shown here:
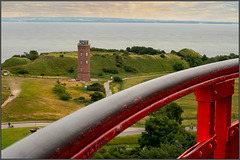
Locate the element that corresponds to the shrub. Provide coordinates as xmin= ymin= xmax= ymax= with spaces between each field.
xmin=74 ymin=96 xmax=90 ymax=103
xmin=160 ymin=54 xmax=165 ymax=58
xmin=173 ymin=63 xmax=184 ymax=71
xmin=124 ymin=65 xmax=137 ymax=73
xmin=102 ymin=68 xmax=118 ymax=74
xmin=113 ymin=77 xmax=122 ymax=83
xmin=14 ymin=68 xmax=29 ymax=74
xmin=115 ymin=55 xmax=123 ymax=67
xmin=98 ymin=72 xmax=103 ymax=77
xmin=52 ymin=80 xmax=71 ymax=101
xmin=12 ymin=55 xmax=20 ymax=57
xmin=25 ymin=50 xmax=39 ymax=60
xmin=60 ymin=55 xmax=64 ymax=58
xmin=68 ymin=67 xmax=74 ymax=73
xmin=87 ymin=83 xmax=105 ymax=93
xmin=90 ymin=92 xmax=104 ymax=102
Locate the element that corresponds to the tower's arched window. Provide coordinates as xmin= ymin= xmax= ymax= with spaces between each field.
xmin=81 ymin=61 xmax=82 ymax=64
xmin=86 ymin=61 xmax=88 ymax=64
xmin=86 ymin=52 xmax=88 ymax=56
xmin=80 ymin=68 xmax=82 ymax=71
xmin=80 ymin=53 xmax=82 ymax=56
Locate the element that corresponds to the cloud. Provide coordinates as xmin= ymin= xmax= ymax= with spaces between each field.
xmin=1 ymin=1 xmax=238 ymax=22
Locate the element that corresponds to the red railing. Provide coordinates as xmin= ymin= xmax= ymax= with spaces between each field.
xmin=2 ymin=59 xmax=239 ymax=159
xmin=178 ymin=74 xmax=239 ymax=159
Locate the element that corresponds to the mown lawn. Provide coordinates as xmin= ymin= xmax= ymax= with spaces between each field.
xmin=1 ymin=126 xmax=43 ymax=149
xmin=1 ymin=76 xmax=100 ymax=122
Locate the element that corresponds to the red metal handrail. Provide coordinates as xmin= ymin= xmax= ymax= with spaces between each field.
xmin=2 ymin=59 xmax=239 ymax=159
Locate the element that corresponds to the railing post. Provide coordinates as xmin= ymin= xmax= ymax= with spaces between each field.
xmin=195 ymin=86 xmax=216 ymax=158
xmin=195 ymin=79 xmax=236 ymax=159
xmin=213 ymin=79 xmax=235 ymax=159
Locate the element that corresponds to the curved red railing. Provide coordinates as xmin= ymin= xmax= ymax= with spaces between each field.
xmin=2 ymin=59 xmax=239 ymax=159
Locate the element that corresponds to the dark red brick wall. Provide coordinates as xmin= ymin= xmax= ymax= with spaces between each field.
xmin=77 ymin=44 xmax=90 ymax=81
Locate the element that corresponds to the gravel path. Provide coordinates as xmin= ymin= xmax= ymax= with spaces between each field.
xmin=104 ymin=80 xmax=112 ymax=97
xmin=1 ymin=77 xmax=22 ymax=108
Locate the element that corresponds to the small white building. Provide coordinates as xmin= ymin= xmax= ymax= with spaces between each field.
xmin=3 ymin=71 xmax=8 ymax=76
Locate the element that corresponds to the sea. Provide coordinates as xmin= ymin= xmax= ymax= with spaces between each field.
xmin=1 ymin=22 xmax=239 ymax=63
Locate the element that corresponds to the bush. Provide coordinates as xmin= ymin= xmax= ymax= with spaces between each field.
xmin=67 ymin=67 xmax=74 ymax=73
xmin=124 ymin=65 xmax=137 ymax=73
xmin=90 ymin=92 xmax=104 ymax=102
xmin=113 ymin=77 xmax=122 ymax=83
xmin=25 ymin=50 xmax=39 ymax=60
xmin=160 ymin=54 xmax=165 ymax=58
xmin=14 ymin=68 xmax=29 ymax=74
xmin=12 ymin=55 xmax=20 ymax=57
xmin=98 ymin=72 xmax=103 ymax=77
xmin=74 ymin=96 xmax=90 ymax=103
xmin=87 ymin=83 xmax=105 ymax=93
xmin=173 ymin=63 xmax=184 ymax=71
xmin=115 ymin=55 xmax=123 ymax=67
xmin=52 ymin=80 xmax=71 ymax=101
xmin=102 ymin=68 xmax=118 ymax=74
xmin=60 ymin=55 xmax=64 ymax=58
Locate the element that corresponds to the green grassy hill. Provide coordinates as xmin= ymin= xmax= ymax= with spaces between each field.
xmin=1 ymin=57 xmax=31 ymax=68
xmin=1 ymin=49 xmax=198 ymax=78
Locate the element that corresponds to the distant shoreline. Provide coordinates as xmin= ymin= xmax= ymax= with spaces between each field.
xmin=2 ymin=17 xmax=238 ymax=24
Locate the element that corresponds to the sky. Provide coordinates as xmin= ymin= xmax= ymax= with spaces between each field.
xmin=1 ymin=1 xmax=239 ymax=22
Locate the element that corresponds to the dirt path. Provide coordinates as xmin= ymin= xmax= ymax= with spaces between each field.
xmin=104 ymin=80 xmax=112 ymax=97
xmin=1 ymin=77 xmax=22 ymax=108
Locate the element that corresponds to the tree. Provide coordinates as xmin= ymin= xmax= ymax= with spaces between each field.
xmin=139 ymin=116 xmax=180 ymax=149
xmin=40 ymin=73 xmax=44 ymax=78
xmin=201 ymin=54 xmax=208 ymax=61
xmin=26 ymin=50 xmax=39 ymax=60
xmin=113 ymin=77 xmax=122 ymax=83
xmin=90 ymin=92 xmax=104 ymax=102
xmin=173 ymin=63 xmax=184 ymax=71
xmin=151 ymin=102 xmax=183 ymax=124
xmin=87 ymin=83 xmax=105 ymax=93
xmin=138 ymin=143 xmax=185 ymax=159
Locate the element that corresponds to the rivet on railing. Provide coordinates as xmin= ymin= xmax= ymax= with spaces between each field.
xmin=213 ymin=139 xmax=217 ymax=146
xmin=198 ymin=151 xmax=203 ymax=158
xmin=214 ymin=90 xmax=217 ymax=95
xmin=209 ymin=143 xmax=213 ymax=150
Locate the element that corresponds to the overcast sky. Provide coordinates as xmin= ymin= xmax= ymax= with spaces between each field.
xmin=1 ymin=1 xmax=238 ymax=22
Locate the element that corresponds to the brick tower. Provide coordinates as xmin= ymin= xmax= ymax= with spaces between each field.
xmin=77 ymin=40 xmax=90 ymax=81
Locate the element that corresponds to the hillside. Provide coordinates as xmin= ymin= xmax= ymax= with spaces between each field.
xmin=1 ymin=49 xmax=198 ymax=78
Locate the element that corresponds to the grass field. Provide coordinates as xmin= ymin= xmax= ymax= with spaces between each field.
xmin=1 ymin=76 xmax=103 ymax=122
xmin=1 ymin=126 xmax=43 ymax=149
xmin=1 ymin=78 xmax=11 ymax=105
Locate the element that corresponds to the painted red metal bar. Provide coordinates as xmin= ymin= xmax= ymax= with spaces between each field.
xmin=178 ymin=135 xmax=217 ymax=159
xmin=73 ymin=72 xmax=239 ymax=159
xmin=178 ymin=77 xmax=239 ymax=159
xmin=2 ymin=59 xmax=239 ymax=159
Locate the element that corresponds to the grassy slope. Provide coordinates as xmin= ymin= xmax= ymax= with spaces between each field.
xmin=1 ymin=77 xmax=94 ymax=122
xmin=1 ymin=126 xmax=42 ymax=149
xmin=1 ymin=78 xmax=11 ymax=105
xmin=2 ymin=51 xmax=190 ymax=78
xmin=1 ymin=57 xmax=31 ymax=68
